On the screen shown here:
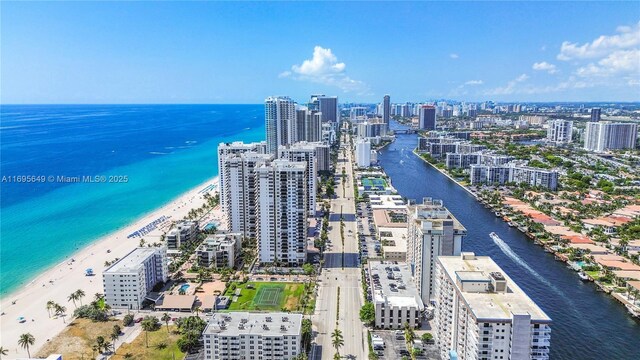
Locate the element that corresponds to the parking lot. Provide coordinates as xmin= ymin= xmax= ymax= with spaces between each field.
xmin=356 ymin=201 xmax=382 ymax=262
xmin=372 ymin=330 xmax=441 ymax=359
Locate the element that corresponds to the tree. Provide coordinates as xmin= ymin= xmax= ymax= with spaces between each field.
xmin=111 ymin=332 xmax=119 ymax=354
xmin=96 ymin=336 xmax=106 ymax=353
xmin=359 ymin=302 xmax=375 ymax=326
xmin=18 ymin=333 xmax=35 ymax=358
xmin=123 ymin=314 xmax=134 ymax=326
xmin=0 ymin=346 xmax=8 ymax=360
xmin=113 ymin=324 xmax=122 ymax=335
xmin=161 ymin=312 xmax=172 ymax=333
xmin=421 ymin=332 xmax=433 ymax=343
xmin=68 ymin=292 xmax=79 ymax=309
xmin=46 ymin=300 xmax=55 ymax=318
xmin=331 ymin=329 xmax=344 ymax=355
xmin=141 ymin=316 xmax=160 ymax=347
xmin=404 ymin=322 xmax=415 ymax=344
xmin=302 ymin=263 xmax=315 ymax=276
xmin=75 ymin=289 xmax=86 ymax=306
xmin=193 ymin=306 xmax=201 ymax=317
xmin=55 ymin=304 xmax=67 ymax=323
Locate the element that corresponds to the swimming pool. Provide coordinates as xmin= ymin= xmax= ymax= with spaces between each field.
xmin=179 ymin=283 xmax=190 ymax=292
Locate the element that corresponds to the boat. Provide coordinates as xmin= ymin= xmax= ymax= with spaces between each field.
xmin=489 ymin=232 xmax=501 ymax=242
xmin=578 ymin=272 xmax=590 ymax=281
xmin=494 ymin=211 xmax=501 ymax=217
xmin=508 ymin=222 xmax=515 ymax=227
xmin=626 ymin=304 xmax=640 ymax=318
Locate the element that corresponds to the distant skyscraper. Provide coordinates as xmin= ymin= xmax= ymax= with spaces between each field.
xmin=547 ymin=119 xmax=574 ymax=144
xmin=383 ymin=95 xmax=390 ymax=127
xmin=584 ymin=121 xmax=638 ymax=152
xmin=418 ymin=105 xmax=436 ymax=130
xmin=265 ymin=96 xmax=296 ymax=154
xmin=318 ymin=96 xmax=339 ymax=123
xmin=308 ymin=94 xmax=324 ymax=112
xmin=256 ymin=159 xmax=308 ymax=265
xmin=591 ymin=108 xmax=601 ymax=122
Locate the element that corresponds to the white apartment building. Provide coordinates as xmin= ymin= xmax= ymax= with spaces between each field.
xmin=407 ymin=198 xmax=467 ymax=304
xmin=103 ymin=247 xmax=168 ymax=310
xmin=584 ymin=121 xmax=638 ymax=152
xmin=368 ymin=261 xmax=424 ymax=329
xmin=469 ymin=164 xmax=558 ymax=191
xmin=217 ymin=141 xmax=268 ymax=223
xmin=196 ymin=233 xmax=242 ymax=269
xmin=279 ymin=142 xmax=319 ymax=214
xmin=356 ymin=138 xmax=372 ymax=168
xmin=546 ymin=119 xmax=573 ymax=144
xmin=203 ymin=312 xmax=302 ymax=360
xmin=265 ymin=96 xmax=296 ymax=154
xmin=321 ymin=122 xmax=336 ymax=145
xmin=256 ymin=159 xmax=308 ymax=266
xmin=350 ymin=106 xmax=368 ymax=122
xmin=219 ymin=147 xmax=274 ymax=238
xmin=435 ymin=253 xmax=551 ymax=360
xmin=166 ymin=220 xmax=198 ymax=249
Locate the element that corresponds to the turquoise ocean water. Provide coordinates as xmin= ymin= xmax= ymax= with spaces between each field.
xmin=0 ymin=105 xmax=265 ymax=296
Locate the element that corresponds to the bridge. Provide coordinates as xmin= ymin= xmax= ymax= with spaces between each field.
xmin=392 ymin=129 xmax=418 ymax=134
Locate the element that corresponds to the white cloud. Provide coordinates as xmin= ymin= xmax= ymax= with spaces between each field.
xmin=576 ymin=49 xmax=640 ymax=77
xmin=485 ymin=74 xmax=529 ymax=95
xmin=450 ymin=53 xmax=459 ymax=59
xmin=557 ymin=21 xmax=640 ymax=60
xmin=532 ymin=61 xmax=558 ymax=74
xmin=464 ymin=80 xmax=483 ymax=85
xmin=281 ymin=46 xmax=369 ymax=94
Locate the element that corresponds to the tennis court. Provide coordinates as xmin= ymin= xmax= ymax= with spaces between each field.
xmin=362 ymin=177 xmax=388 ymax=190
xmin=254 ymin=284 xmax=285 ymax=307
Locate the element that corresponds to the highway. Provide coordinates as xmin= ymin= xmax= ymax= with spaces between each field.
xmin=312 ymin=127 xmax=367 ymax=360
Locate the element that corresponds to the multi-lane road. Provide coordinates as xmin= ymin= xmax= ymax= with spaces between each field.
xmin=312 ymin=128 xmax=368 ymax=360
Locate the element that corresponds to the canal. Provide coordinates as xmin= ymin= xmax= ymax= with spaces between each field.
xmin=377 ymin=124 xmax=640 ymax=360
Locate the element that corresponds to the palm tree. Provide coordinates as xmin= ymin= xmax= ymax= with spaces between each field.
xmin=68 ymin=292 xmax=79 ymax=309
xmin=110 ymin=332 xmax=119 ymax=354
xmin=161 ymin=313 xmax=172 ymax=334
xmin=46 ymin=300 xmax=55 ymax=318
xmin=55 ymin=304 xmax=67 ymax=323
xmin=193 ymin=306 xmax=201 ymax=317
xmin=331 ymin=329 xmax=344 ymax=355
xmin=18 ymin=333 xmax=35 ymax=358
xmin=94 ymin=293 xmax=104 ymax=301
xmin=0 ymin=346 xmax=9 ymax=360
xmin=141 ymin=318 xmax=156 ymax=348
xmin=75 ymin=289 xmax=86 ymax=306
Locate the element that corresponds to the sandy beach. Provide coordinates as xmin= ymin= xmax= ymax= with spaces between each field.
xmin=0 ymin=177 xmax=221 ymax=359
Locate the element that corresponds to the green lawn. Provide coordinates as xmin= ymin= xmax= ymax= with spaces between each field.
xmin=113 ymin=325 xmax=184 ymax=360
xmin=224 ymin=282 xmax=307 ymax=311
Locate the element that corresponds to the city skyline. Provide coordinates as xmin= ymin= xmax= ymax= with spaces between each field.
xmin=2 ymin=2 xmax=639 ymax=104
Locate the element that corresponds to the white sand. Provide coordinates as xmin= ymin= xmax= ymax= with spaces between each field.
xmin=0 ymin=177 xmax=221 ymax=358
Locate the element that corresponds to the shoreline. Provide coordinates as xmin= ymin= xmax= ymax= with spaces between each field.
xmin=0 ymin=176 xmax=220 ymax=357
xmin=412 ymin=149 xmax=478 ymax=199
xmin=411 ymin=147 xmax=640 ymax=320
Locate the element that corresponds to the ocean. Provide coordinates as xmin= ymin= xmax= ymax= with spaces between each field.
xmin=0 ymin=104 xmax=266 ymax=296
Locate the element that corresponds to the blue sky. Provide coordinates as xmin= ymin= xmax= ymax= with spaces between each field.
xmin=2 ymin=2 xmax=639 ymax=104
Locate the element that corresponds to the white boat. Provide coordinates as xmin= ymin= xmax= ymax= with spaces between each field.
xmin=626 ymin=304 xmax=640 ymax=318
xmin=578 ymin=272 xmax=590 ymax=281
xmin=489 ymin=232 xmax=501 ymax=242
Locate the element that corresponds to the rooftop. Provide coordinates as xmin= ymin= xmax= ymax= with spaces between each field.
xmin=438 ymin=253 xmax=551 ymax=322
xmin=369 ymin=195 xmax=406 ymax=210
xmin=369 ymin=261 xmax=423 ymax=309
xmin=203 ymin=312 xmax=302 ymax=337
xmin=104 ymin=247 xmax=160 ymax=274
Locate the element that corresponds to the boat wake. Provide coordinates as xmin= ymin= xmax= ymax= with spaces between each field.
xmin=490 ymin=233 xmax=559 ymax=292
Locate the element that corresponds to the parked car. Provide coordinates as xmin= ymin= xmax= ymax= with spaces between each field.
xmin=135 ymin=317 xmax=143 ymax=323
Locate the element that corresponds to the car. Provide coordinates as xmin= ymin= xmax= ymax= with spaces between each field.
xmin=135 ymin=317 xmax=143 ymax=323
xmin=400 ymin=350 xmax=410 ymax=356
xmin=172 ymin=317 xmax=178 ymax=321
